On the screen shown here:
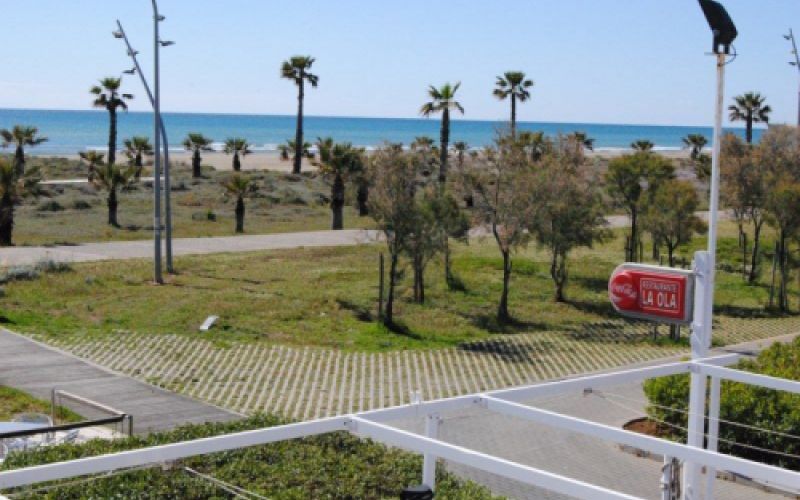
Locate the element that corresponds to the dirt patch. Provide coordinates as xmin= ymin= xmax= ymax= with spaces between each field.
xmin=623 ymin=417 xmax=662 ymax=437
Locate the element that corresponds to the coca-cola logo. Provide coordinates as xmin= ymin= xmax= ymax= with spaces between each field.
xmin=609 ymin=271 xmax=638 ymax=310
xmin=612 ymin=282 xmax=636 ymax=301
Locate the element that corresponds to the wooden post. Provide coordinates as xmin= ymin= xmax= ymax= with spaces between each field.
xmin=378 ymin=253 xmax=385 ymax=321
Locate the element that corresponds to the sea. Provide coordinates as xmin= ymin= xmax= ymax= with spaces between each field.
xmin=0 ymin=108 xmax=760 ymax=156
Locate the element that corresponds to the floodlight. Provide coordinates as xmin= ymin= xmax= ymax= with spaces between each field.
xmin=786 ymin=34 xmax=794 ymax=41
xmin=123 ymin=68 xmax=136 ymax=75
xmin=159 ymin=40 xmax=175 ymax=47
xmin=157 ymin=15 xmax=166 ymax=21
xmin=112 ymin=30 xmax=124 ymax=39
xmin=697 ymin=0 xmax=737 ymax=54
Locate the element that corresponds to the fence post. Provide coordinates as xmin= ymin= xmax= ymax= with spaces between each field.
xmin=127 ymin=415 xmax=134 ymax=438
xmin=378 ymin=253 xmax=384 ymax=321
xmin=422 ymin=413 xmax=441 ymax=491
xmin=704 ymin=375 xmax=721 ymax=500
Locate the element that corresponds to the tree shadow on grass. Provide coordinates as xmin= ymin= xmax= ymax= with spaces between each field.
xmin=459 ymin=336 xmax=558 ymax=364
xmin=714 ymin=304 xmax=798 ymax=319
xmin=564 ymin=299 xmax=619 ymax=319
xmin=0 ymin=315 xmax=15 ymax=325
xmin=570 ymin=276 xmax=611 ymax=294
xmin=464 ymin=312 xmax=550 ymax=334
xmin=382 ymin=319 xmax=424 ymax=340
xmin=336 ymin=299 xmax=374 ymax=322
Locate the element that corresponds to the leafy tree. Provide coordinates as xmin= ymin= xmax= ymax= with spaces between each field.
xmin=467 ymin=135 xmax=536 ymax=322
xmin=644 ymin=338 xmax=800 ymax=470
xmin=642 ymin=180 xmax=706 ymax=267
xmin=91 ymin=77 xmax=132 ymax=167
xmin=277 ymin=139 xmax=313 ymax=164
xmin=0 ymin=158 xmax=41 ymax=246
xmin=79 ymin=150 xmax=105 ymax=181
xmin=281 ymin=56 xmax=318 ymax=174
xmin=530 ymin=153 xmax=608 ymax=302
xmin=729 ymin=92 xmax=771 ymax=144
xmin=91 ymin=162 xmax=137 ymax=227
xmin=224 ymin=138 xmax=252 ymax=172
xmin=420 ymin=82 xmax=464 ymax=184
xmin=493 ymin=71 xmax=534 ymax=136
xmin=221 ymin=174 xmax=256 ymax=233
xmin=630 ymin=139 xmax=654 ymax=152
xmin=183 ymin=133 xmax=214 ymax=178
xmin=606 ymin=152 xmax=675 ymax=261
xmin=316 ymin=138 xmax=365 ymax=230
xmin=405 ymin=185 xmax=443 ymax=303
xmin=0 ymin=125 xmax=48 ymax=176
xmin=765 ymin=176 xmax=800 ymax=311
xmin=123 ymin=136 xmax=153 ymax=179
xmin=682 ymin=133 xmax=707 ymax=160
xmin=368 ymin=144 xmax=418 ymax=325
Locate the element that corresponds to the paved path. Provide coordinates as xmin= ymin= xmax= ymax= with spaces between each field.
xmin=0 ymin=229 xmax=381 ymax=267
xmin=0 ymin=329 xmax=239 ymax=434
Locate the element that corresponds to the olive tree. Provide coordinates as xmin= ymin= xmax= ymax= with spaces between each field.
xmin=642 ymin=180 xmax=706 ymax=267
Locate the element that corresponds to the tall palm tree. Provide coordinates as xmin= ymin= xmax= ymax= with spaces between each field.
xmin=222 ymin=174 xmax=255 ymax=233
xmin=420 ymin=82 xmax=464 ymax=184
xmin=729 ymin=92 xmax=771 ymax=144
xmin=0 ymin=125 xmax=48 ymax=176
xmin=631 ymin=139 xmax=655 ymax=152
xmin=682 ymin=134 xmax=707 ymax=160
xmin=183 ymin=133 xmax=214 ymax=178
xmin=90 ymin=77 xmax=132 ymax=167
xmin=123 ymin=136 xmax=153 ymax=178
xmin=281 ymin=56 xmax=318 ymax=175
xmin=224 ymin=138 xmax=252 ymax=172
xmin=91 ymin=162 xmax=136 ymax=227
xmin=0 ymin=158 xmax=41 ymax=246
xmin=493 ymin=71 xmax=534 ymax=136
xmin=79 ymin=150 xmax=105 ymax=181
xmin=316 ymin=138 xmax=365 ymax=230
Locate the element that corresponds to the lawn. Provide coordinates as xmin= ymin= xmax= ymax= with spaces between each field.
xmin=8 ymin=155 xmax=372 ymax=246
xmin=2 ymin=219 xmax=796 ymax=352
xmin=0 ymin=386 xmax=81 ymax=423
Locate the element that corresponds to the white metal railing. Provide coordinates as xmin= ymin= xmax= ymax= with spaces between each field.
xmin=1 ymin=353 xmax=800 ymax=500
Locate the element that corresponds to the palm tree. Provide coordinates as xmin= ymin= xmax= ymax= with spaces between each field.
xmin=729 ymin=92 xmax=771 ymax=144
xmin=0 ymin=158 xmax=41 ymax=246
xmin=281 ymin=56 xmax=319 ymax=174
xmin=90 ymin=77 xmax=132 ymax=167
xmin=572 ymin=131 xmax=595 ymax=152
xmin=183 ymin=133 xmax=214 ymax=178
xmin=277 ymin=139 xmax=313 ymax=164
xmin=0 ymin=126 xmax=48 ymax=176
xmin=452 ymin=141 xmax=468 ymax=168
xmin=224 ymin=138 xmax=252 ymax=172
xmin=493 ymin=71 xmax=534 ymax=136
xmin=222 ymin=174 xmax=255 ymax=233
xmin=420 ymin=82 xmax=464 ymax=184
xmin=123 ymin=136 xmax=153 ymax=178
xmin=682 ymin=134 xmax=707 ymax=160
xmin=79 ymin=150 xmax=105 ymax=181
xmin=631 ymin=140 xmax=654 ymax=152
xmin=316 ymin=138 xmax=365 ymax=230
xmin=518 ymin=131 xmax=550 ymax=162
xmin=91 ymin=162 xmax=136 ymax=227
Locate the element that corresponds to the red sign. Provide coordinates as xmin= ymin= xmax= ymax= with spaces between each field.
xmin=608 ymin=264 xmax=694 ymax=325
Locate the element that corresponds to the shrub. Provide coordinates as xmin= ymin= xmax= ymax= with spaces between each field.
xmin=71 ymin=199 xmax=93 ymax=210
xmin=643 ymin=338 xmax=800 ymax=469
xmin=0 ymin=266 xmax=39 ymax=284
xmin=34 ymin=259 xmax=73 ymax=274
xmin=36 ymin=200 xmax=65 ymax=212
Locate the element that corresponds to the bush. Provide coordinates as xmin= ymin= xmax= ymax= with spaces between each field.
xmin=1 ymin=414 xmax=498 ymax=499
xmin=36 ymin=200 xmax=65 ymax=212
xmin=71 ymin=199 xmax=93 ymax=210
xmin=0 ymin=266 xmax=39 ymax=284
xmin=643 ymin=338 xmax=800 ymax=469
xmin=34 ymin=259 xmax=73 ymax=274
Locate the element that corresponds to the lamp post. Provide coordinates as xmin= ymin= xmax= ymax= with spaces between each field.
xmin=686 ymin=2 xmax=737 ymax=499
xmin=785 ymin=29 xmax=800 ymax=126
xmin=112 ymin=3 xmax=175 ymax=282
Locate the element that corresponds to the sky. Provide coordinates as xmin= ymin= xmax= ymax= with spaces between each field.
xmin=1 ymin=0 xmax=799 ymax=127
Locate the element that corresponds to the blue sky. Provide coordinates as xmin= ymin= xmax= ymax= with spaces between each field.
xmin=1 ymin=1 xmax=798 ymax=126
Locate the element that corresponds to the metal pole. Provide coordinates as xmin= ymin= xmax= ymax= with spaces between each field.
xmin=788 ymin=29 xmax=800 ymax=126
xmin=151 ymin=1 xmax=163 ymax=284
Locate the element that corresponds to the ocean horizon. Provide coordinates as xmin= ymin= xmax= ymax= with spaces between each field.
xmin=0 ymin=107 xmax=761 ymax=156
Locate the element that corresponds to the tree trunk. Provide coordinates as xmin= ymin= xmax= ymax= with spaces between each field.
xmin=748 ymin=219 xmax=763 ymax=284
xmin=779 ymin=230 xmax=788 ymax=311
xmin=107 ymin=188 xmax=119 ymax=227
xmin=233 ymin=152 xmax=241 ymax=172
xmin=510 ymin=94 xmax=517 ymax=138
xmin=667 ymin=244 xmax=676 ymax=268
xmin=498 ymin=249 xmax=512 ymax=322
xmin=293 ymin=79 xmax=304 ymax=175
xmin=551 ymin=251 xmax=568 ymax=302
xmin=384 ymin=249 xmax=398 ymax=326
xmin=108 ymin=109 xmax=117 ymax=166
xmin=629 ymin=207 xmax=638 ymax=262
xmin=235 ymin=196 xmax=245 ymax=233
xmin=745 ymin=113 xmax=753 ymax=144
xmin=192 ymin=149 xmax=202 ymax=178
xmin=413 ymin=254 xmax=425 ymax=304
xmin=134 ymin=152 xmax=143 ymax=179
xmin=356 ymin=181 xmax=369 ymax=216
xmin=444 ymin=236 xmax=454 ymax=288
xmin=0 ymin=194 xmax=14 ymax=246
xmin=14 ymin=146 xmax=24 ymax=177
xmin=331 ymin=173 xmax=345 ymax=230
xmin=438 ymin=108 xmax=450 ymax=184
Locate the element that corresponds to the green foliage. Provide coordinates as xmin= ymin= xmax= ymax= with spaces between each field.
xmin=644 ymin=337 xmax=800 ymax=469
xmin=642 ymin=180 xmax=706 ymax=266
xmin=0 ymin=385 xmax=81 ymax=423
xmin=1 ymin=414 xmax=497 ymax=499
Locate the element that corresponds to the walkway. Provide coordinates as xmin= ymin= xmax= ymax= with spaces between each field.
xmin=0 ymin=329 xmax=239 ymax=434
xmin=0 ymin=229 xmax=381 ymax=267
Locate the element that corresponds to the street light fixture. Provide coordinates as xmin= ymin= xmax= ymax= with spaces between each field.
xmin=685 ymin=3 xmax=738 ymax=499
xmin=784 ymin=29 xmax=800 ymax=126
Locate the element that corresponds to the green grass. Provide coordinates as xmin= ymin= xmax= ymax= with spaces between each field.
xmin=1 ymin=414 xmax=498 ymax=499
xmin=8 ymin=156 xmax=372 ymax=246
xmin=0 ymin=386 xmax=81 ymax=423
xmin=2 ymin=220 xmax=796 ymax=352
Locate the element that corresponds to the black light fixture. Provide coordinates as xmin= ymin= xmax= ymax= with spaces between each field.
xmin=698 ymin=0 xmax=738 ymax=54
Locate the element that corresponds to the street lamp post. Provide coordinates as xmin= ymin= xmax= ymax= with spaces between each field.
xmin=785 ymin=29 xmax=800 ymax=127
